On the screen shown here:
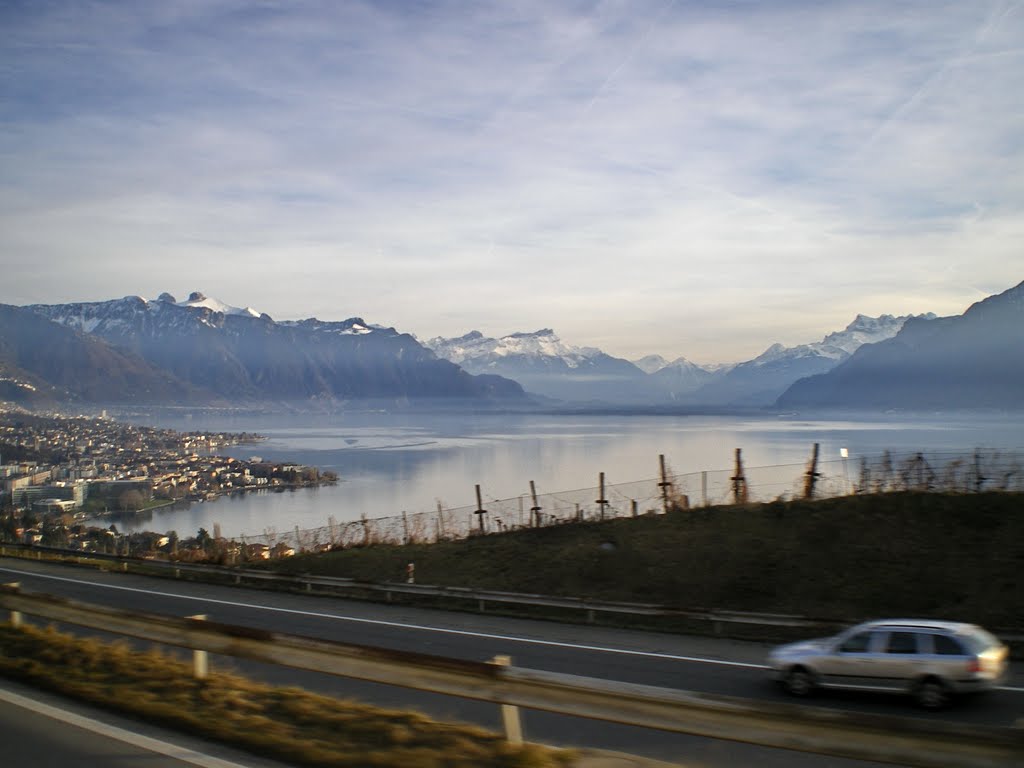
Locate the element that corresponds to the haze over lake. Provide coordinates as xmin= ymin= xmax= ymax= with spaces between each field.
xmin=103 ymin=409 xmax=1024 ymax=540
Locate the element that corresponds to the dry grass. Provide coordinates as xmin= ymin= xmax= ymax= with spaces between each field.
xmin=0 ymin=624 xmax=573 ymax=768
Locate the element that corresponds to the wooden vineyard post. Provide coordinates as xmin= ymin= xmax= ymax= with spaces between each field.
xmin=596 ymin=472 xmax=609 ymax=520
xmin=731 ymin=449 xmax=748 ymax=504
xmin=804 ymin=442 xmax=821 ymax=499
xmin=474 ymin=484 xmax=487 ymax=534
xmin=658 ymin=454 xmax=672 ymax=514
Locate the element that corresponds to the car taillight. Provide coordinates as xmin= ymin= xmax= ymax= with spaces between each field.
xmin=966 ymin=657 xmax=981 ymax=674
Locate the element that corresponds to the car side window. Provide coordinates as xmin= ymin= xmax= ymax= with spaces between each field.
xmin=885 ymin=631 xmax=919 ymax=654
xmin=933 ymin=634 xmax=966 ymax=655
xmin=838 ymin=631 xmax=872 ymax=653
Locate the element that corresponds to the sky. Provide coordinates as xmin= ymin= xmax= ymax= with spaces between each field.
xmin=1 ymin=1 xmax=1022 ymax=365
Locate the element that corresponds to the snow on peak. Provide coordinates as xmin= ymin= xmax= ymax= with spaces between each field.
xmin=427 ymin=328 xmax=600 ymax=367
xmin=752 ymin=313 xmax=933 ymax=366
xmin=822 ymin=312 xmax=934 ymax=355
xmin=344 ymin=321 xmax=373 ymax=335
xmin=633 ymin=354 xmax=670 ymax=374
xmin=278 ymin=317 xmax=382 ymax=336
xmin=164 ymin=291 xmax=262 ymax=318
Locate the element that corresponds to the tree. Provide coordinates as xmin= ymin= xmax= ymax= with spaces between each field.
xmin=41 ymin=519 xmax=68 ymax=548
xmin=118 ymin=489 xmax=145 ymax=512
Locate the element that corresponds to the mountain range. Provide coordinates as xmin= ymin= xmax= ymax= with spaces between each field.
xmin=425 ymin=329 xmax=658 ymax=404
xmin=425 ymin=313 xmax=931 ymax=406
xmin=778 ymin=280 xmax=1024 ymax=410
xmin=1 ymin=282 xmax=1021 ymax=410
xmin=1 ymin=292 xmax=524 ymax=406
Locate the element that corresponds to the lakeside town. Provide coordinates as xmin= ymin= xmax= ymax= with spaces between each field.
xmin=0 ymin=407 xmax=338 ymax=560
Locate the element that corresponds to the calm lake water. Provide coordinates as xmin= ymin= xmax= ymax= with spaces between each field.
xmin=103 ymin=408 xmax=1024 ymax=539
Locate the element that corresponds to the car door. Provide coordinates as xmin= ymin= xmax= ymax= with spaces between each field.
xmin=870 ymin=630 xmax=923 ymax=691
xmin=816 ymin=629 xmax=883 ymax=688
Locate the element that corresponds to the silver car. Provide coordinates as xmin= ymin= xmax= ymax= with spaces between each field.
xmin=768 ymin=618 xmax=1008 ymax=709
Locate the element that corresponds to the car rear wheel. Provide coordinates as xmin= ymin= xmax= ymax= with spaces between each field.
xmin=915 ymin=677 xmax=950 ymax=710
xmin=784 ymin=666 xmax=816 ymax=697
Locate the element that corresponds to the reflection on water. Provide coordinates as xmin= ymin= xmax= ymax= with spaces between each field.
xmin=105 ymin=410 xmax=1024 ymax=539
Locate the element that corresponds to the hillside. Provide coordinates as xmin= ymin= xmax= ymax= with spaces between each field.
xmin=273 ymin=492 xmax=1024 ymax=630
xmin=0 ymin=304 xmax=202 ymax=405
xmin=778 ymin=281 xmax=1024 ymax=410
xmin=687 ymin=313 xmax=928 ymax=406
xmin=24 ymin=293 xmax=526 ymax=405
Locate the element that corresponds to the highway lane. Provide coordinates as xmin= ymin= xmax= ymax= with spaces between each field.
xmin=0 ymin=678 xmax=296 ymax=768
xmin=2 ymin=557 xmax=1020 ymax=766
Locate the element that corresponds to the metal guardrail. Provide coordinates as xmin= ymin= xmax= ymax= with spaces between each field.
xmin=1 ymin=584 xmax=1021 ymax=768
xmin=5 ymin=543 xmax=1024 ymax=660
xmin=0 ymin=543 xmax=827 ymax=632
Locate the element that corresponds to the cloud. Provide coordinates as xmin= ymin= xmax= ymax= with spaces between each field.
xmin=1 ymin=0 xmax=1022 ymax=362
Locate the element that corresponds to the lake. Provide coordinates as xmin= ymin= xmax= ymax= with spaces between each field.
xmin=102 ymin=408 xmax=1024 ymax=540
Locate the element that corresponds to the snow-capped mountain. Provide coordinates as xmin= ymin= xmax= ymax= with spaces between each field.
xmin=427 ymin=315 xmax=921 ymax=407
xmin=428 ymin=329 xmax=608 ymax=370
xmin=751 ymin=313 xmax=935 ymax=366
xmin=171 ymin=291 xmax=262 ymax=318
xmin=12 ymin=285 xmax=981 ymax=410
xmin=779 ymin=282 xmax=1023 ymax=410
xmin=25 ymin=293 xmax=525 ymax=405
xmin=646 ymin=357 xmax=719 ymax=401
xmin=426 ymin=329 xmax=654 ymax=403
xmin=632 ymin=354 xmax=670 ymax=374
xmin=0 ymin=303 xmax=201 ymax=405
xmin=686 ymin=313 xmax=934 ymax=406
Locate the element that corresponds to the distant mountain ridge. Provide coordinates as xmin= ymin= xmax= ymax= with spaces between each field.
xmin=778 ymin=281 xmax=1024 ymax=410
xmin=17 ymin=292 xmax=525 ymax=406
xmin=426 ymin=329 xmax=652 ymax=404
xmin=0 ymin=303 xmax=202 ymax=405
xmin=426 ymin=313 xmax=922 ymax=406
xmin=685 ymin=313 xmax=932 ymax=406
xmin=7 ymin=284 xmax=1016 ymax=411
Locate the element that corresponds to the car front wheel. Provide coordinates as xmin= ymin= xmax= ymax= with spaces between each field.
xmin=915 ymin=677 xmax=950 ymax=710
xmin=784 ymin=666 xmax=816 ymax=697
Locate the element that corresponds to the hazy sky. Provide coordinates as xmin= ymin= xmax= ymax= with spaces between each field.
xmin=2 ymin=1 xmax=1022 ymax=364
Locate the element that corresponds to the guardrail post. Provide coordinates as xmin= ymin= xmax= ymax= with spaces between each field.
xmin=489 ymin=655 xmax=523 ymax=745
xmin=187 ymin=614 xmax=209 ymax=679
xmin=3 ymin=583 xmax=21 ymax=628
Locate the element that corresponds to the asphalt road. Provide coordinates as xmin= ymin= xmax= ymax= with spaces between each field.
xmin=2 ymin=557 xmax=1021 ymax=767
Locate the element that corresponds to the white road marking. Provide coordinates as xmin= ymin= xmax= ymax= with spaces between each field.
xmin=0 ymin=685 xmax=256 ymax=768
xmin=4 ymin=563 xmax=1022 ymax=694
xmin=0 ymin=564 xmax=766 ymax=669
